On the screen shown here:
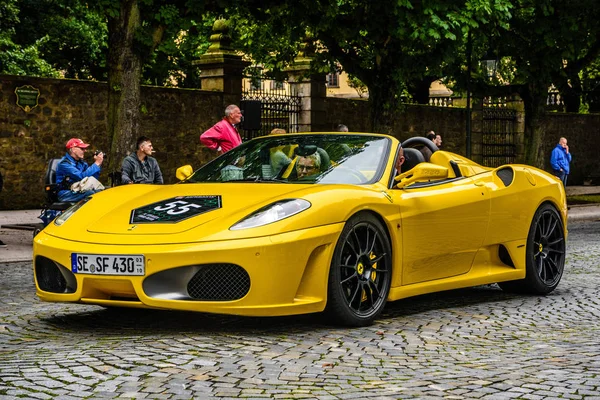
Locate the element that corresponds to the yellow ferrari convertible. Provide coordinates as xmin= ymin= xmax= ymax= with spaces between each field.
xmin=33 ymin=133 xmax=567 ymax=326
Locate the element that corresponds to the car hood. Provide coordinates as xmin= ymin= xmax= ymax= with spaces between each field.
xmin=42 ymin=182 xmax=375 ymax=245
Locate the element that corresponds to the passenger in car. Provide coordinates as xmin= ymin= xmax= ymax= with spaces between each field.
xmin=296 ymin=153 xmax=322 ymax=179
xmin=268 ymin=129 xmax=293 ymax=175
xmin=395 ymin=146 xmax=405 ymax=175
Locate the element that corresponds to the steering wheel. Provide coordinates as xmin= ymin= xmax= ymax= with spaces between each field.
xmin=401 ymin=137 xmax=439 ymax=154
xmin=323 ymin=166 xmax=368 ymax=184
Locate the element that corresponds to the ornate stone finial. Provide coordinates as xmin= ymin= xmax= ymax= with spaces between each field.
xmin=297 ymin=32 xmax=316 ymax=59
xmin=206 ymin=18 xmax=234 ymax=55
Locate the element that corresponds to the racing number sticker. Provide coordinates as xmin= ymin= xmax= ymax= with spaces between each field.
xmin=130 ymin=196 xmax=221 ymax=223
xmin=153 ymin=200 xmax=202 ymax=215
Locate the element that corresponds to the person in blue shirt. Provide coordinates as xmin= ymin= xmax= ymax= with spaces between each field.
xmin=550 ymin=137 xmax=572 ymax=186
xmin=55 ymin=138 xmax=104 ymax=202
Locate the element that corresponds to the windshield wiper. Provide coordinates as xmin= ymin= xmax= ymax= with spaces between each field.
xmin=222 ymin=177 xmax=289 ymax=183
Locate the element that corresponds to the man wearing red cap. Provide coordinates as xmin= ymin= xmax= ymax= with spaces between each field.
xmin=55 ymin=138 xmax=104 ymax=202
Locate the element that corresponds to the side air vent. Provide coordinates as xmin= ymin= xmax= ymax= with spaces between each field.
xmin=498 ymin=245 xmax=515 ymax=267
xmin=496 ymin=167 xmax=514 ymax=187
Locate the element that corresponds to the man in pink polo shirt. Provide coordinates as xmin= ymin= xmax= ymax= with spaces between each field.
xmin=200 ymin=104 xmax=243 ymax=154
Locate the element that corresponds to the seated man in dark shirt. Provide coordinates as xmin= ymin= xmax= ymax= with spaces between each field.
xmin=121 ymin=136 xmax=164 ymax=184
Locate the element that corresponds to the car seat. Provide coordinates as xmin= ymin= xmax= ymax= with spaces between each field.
xmin=316 ymin=147 xmax=331 ymax=169
xmin=37 ymin=159 xmax=76 ymax=231
xmin=44 ymin=158 xmax=62 ymax=204
xmin=401 ymin=148 xmax=425 ymax=173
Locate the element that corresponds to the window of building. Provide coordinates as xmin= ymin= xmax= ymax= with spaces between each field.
xmin=326 ymin=73 xmax=340 ymax=88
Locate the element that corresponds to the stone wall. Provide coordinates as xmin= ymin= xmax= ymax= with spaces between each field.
xmin=324 ymin=98 xmax=600 ymax=185
xmin=542 ymin=112 xmax=600 ymax=185
xmin=1 ymin=74 xmax=599 ymax=210
xmin=323 ymin=97 xmax=370 ymax=132
xmin=324 ymin=97 xmax=468 ymax=154
xmin=0 ymin=75 xmax=224 ymax=210
xmin=388 ymin=104 xmax=468 ymax=156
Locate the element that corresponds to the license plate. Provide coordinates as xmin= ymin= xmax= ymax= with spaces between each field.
xmin=71 ymin=253 xmax=145 ymax=276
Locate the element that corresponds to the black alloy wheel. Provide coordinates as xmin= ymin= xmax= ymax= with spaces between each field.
xmin=326 ymin=213 xmax=392 ymax=326
xmin=499 ymin=203 xmax=565 ymax=294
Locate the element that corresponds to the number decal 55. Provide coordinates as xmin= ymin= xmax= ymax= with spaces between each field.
xmin=153 ymin=200 xmax=202 ymax=215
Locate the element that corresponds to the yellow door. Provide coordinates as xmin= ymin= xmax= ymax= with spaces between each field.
xmin=392 ymin=177 xmax=491 ymax=285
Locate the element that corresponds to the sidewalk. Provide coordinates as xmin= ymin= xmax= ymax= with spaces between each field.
xmin=0 ymin=209 xmax=42 ymax=263
xmin=1 ymin=186 xmax=600 ymax=263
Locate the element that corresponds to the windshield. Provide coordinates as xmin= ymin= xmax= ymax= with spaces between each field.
xmin=186 ymin=134 xmax=391 ymax=185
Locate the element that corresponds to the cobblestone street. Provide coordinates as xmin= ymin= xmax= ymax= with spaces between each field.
xmin=1 ymin=220 xmax=600 ymax=399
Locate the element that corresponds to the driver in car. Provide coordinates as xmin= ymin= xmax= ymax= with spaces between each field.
xmin=296 ymin=153 xmax=321 ymax=179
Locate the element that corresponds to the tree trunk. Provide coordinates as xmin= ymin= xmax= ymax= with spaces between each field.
xmin=557 ymin=74 xmax=582 ymax=113
xmin=369 ymin=78 xmax=403 ymax=135
xmin=408 ymin=77 xmax=436 ymax=105
xmin=106 ymin=0 xmax=141 ymax=178
xmin=521 ymin=83 xmax=548 ymax=169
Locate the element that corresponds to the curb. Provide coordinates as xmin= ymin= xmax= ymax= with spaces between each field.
xmin=567 ymin=203 xmax=600 ymax=222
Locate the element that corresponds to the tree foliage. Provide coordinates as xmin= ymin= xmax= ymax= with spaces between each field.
xmin=0 ymin=0 xmax=59 ymax=77
xmin=5 ymin=0 xmax=108 ymax=79
xmin=463 ymin=0 xmax=600 ymax=166
xmin=88 ymin=0 xmax=227 ymax=172
xmin=236 ymin=0 xmax=513 ymax=133
xmin=347 ymin=74 xmax=368 ymax=98
xmin=4 ymin=0 xmax=600 ymax=170
xmin=142 ymin=16 xmax=215 ymax=88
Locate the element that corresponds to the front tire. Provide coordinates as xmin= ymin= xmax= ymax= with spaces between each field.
xmin=32 ymin=223 xmax=44 ymax=238
xmin=499 ymin=203 xmax=565 ymax=294
xmin=326 ymin=213 xmax=392 ymax=326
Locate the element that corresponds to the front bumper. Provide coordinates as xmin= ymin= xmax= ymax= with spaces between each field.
xmin=33 ymin=223 xmax=344 ymax=316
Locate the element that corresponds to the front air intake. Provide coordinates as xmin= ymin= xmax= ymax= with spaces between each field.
xmin=35 ymin=256 xmax=77 ymax=293
xmin=187 ymin=264 xmax=250 ymax=301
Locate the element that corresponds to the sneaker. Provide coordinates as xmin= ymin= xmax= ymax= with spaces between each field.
xmin=0 ymin=240 xmax=6 ymax=248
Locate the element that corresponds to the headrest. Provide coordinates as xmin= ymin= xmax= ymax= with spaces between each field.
xmin=295 ymin=145 xmax=318 ymax=157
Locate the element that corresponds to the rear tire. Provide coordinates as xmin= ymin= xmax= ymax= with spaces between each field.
xmin=326 ymin=213 xmax=392 ymax=326
xmin=498 ymin=203 xmax=565 ymax=294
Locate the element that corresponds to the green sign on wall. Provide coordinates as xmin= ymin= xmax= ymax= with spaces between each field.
xmin=15 ymin=85 xmax=40 ymax=112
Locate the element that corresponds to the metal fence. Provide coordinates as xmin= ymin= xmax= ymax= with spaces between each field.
xmin=547 ymin=86 xmax=600 ymax=113
xmin=481 ymin=105 xmax=518 ymax=168
xmin=240 ymin=77 xmax=302 ymax=140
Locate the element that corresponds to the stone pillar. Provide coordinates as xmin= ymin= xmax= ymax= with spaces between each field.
xmin=284 ymin=36 xmax=327 ymax=132
xmin=506 ymin=94 xmax=525 ymax=163
xmin=193 ymin=19 xmax=249 ymax=106
xmin=470 ymin=97 xmax=484 ymax=164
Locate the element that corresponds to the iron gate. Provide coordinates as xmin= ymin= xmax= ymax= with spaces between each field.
xmin=241 ymin=77 xmax=302 ymax=140
xmin=482 ymin=99 xmax=517 ymax=168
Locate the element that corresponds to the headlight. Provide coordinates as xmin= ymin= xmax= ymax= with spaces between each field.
xmin=54 ymin=198 xmax=91 ymax=226
xmin=230 ymin=199 xmax=311 ymax=230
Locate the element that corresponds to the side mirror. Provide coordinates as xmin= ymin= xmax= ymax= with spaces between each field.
xmin=176 ymin=165 xmax=194 ymax=181
xmin=395 ymin=163 xmax=449 ymax=189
